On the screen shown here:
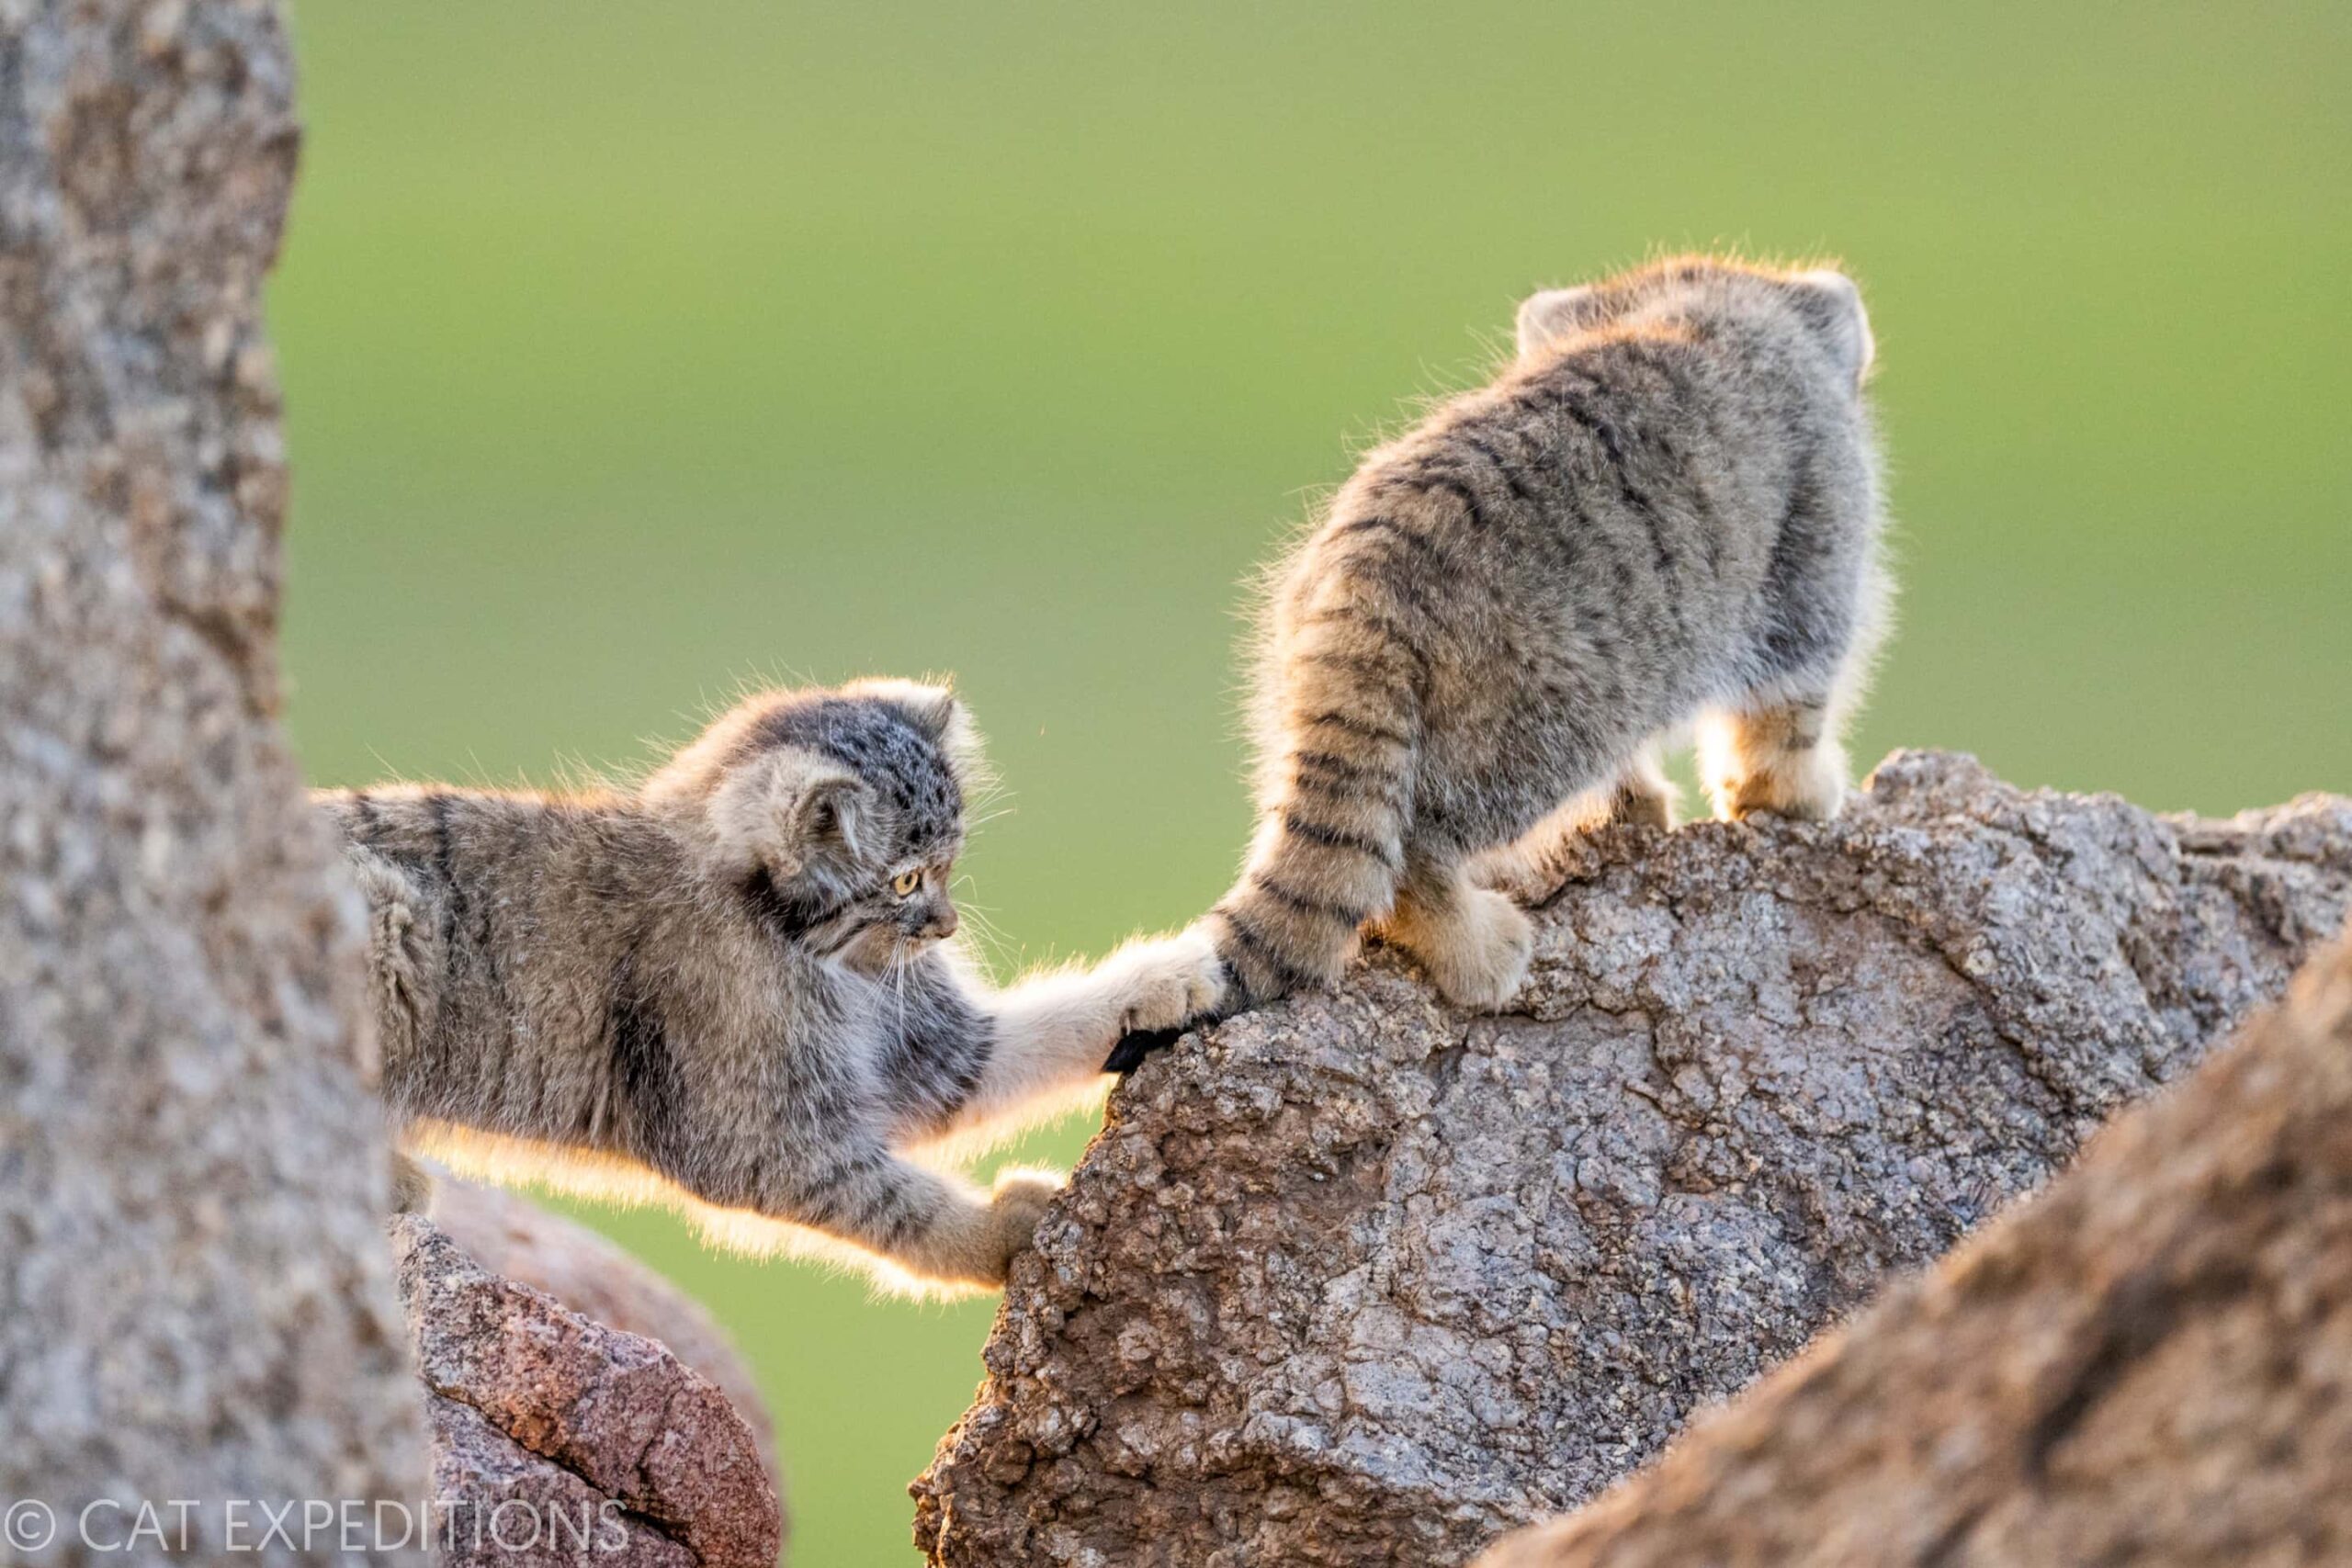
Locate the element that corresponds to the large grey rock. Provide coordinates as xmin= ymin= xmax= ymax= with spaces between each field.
xmin=912 ymin=752 xmax=2352 ymax=1567
xmin=1478 ymin=925 xmax=2352 ymax=1568
xmin=393 ymin=1217 xmax=783 ymax=1568
xmin=0 ymin=1 xmax=428 ymax=1558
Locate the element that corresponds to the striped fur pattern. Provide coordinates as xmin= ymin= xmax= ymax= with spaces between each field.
xmin=321 ymin=678 xmax=1219 ymax=1293
xmin=1174 ymin=256 xmax=1891 ymax=1020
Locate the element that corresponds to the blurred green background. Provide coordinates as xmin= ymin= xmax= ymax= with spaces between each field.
xmin=271 ymin=4 xmax=2348 ymax=1560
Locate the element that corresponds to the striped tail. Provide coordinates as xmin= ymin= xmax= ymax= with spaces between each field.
xmin=1204 ymin=578 xmax=1427 ymax=1010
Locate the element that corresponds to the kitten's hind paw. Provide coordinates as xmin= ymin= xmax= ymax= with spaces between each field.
xmin=1385 ymin=884 xmax=1535 ymax=1012
xmin=1103 ymin=1025 xmax=1186 ymax=1075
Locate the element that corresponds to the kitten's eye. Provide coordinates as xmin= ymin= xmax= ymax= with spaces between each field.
xmin=891 ymin=870 xmax=922 ymax=897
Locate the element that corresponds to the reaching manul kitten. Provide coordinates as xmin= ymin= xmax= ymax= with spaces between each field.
xmin=1116 ymin=255 xmax=1890 ymax=1048
xmin=319 ymin=679 xmax=1219 ymax=1292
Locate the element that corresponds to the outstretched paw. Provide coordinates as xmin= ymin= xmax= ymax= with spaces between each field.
xmin=1105 ymin=925 xmax=1227 ymax=1036
xmin=984 ymin=1168 xmax=1064 ymax=1280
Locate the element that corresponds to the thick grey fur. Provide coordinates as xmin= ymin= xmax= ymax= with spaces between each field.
xmin=1162 ymin=255 xmax=1892 ymax=1020
xmin=318 ymin=679 xmax=1219 ymax=1292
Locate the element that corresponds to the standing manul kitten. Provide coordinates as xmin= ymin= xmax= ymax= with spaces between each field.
xmin=1123 ymin=255 xmax=1889 ymax=1039
xmin=320 ymin=679 xmax=1220 ymax=1292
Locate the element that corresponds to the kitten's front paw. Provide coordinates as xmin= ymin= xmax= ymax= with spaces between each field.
xmin=984 ymin=1168 xmax=1064 ymax=1280
xmin=1109 ymin=926 xmax=1227 ymax=1036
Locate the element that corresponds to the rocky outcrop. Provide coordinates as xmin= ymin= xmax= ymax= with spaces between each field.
xmin=429 ymin=1179 xmax=782 ymax=1486
xmin=913 ymin=752 xmax=2352 ymax=1566
xmin=393 ymin=1216 xmax=784 ymax=1568
xmin=0 ymin=0 xmax=429 ymax=1552
xmin=1477 ymin=924 xmax=2352 ymax=1568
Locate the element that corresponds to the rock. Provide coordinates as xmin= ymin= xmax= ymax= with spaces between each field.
xmin=393 ymin=1216 xmax=783 ymax=1568
xmin=0 ymin=0 xmax=429 ymax=1552
xmin=912 ymin=752 xmax=2352 ymax=1567
xmin=429 ymin=1178 xmax=783 ymax=1488
xmin=1476 ymin=924 xmax=2352 ymax=1568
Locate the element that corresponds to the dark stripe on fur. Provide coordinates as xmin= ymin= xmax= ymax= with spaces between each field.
xmin=427 ymin=793 xmax=463 ymax=971
xmin=1418 ymin=473 xmax=1490 ymax=531
xmin=1555 ymin=379 xmax=1679 ymax=580
xmin=608 ymin=944 xmax=679 ymax=1155
xmin=1458 ymin=433 xmax=1541 ymax=509
xmin=1293 ymin=748 xmax=1408 ymax=793
xmin=1291 ymin=772 xmax=1406 ymax=815
xmin=1329 ymin=514 xmax=1457 ymax=580
xmin=1303 ymin=709 xmax=1416 ymax=750
xmin=1214 ymin=905 xmax=1318 ymax=996
xmin=1281 ymin=811 xmax=1400 ymax=867
xmin=1306 ymin=603 xmax=1436 ymax=681
xmin=741 ymin=868 xmax=848 ymax=944
xmin=1297 ymin=645 xmax=1421 ymax=696
xmin=870 ymin=1185 xmax=933 ymax=1249
xmin=1249 ymin=870 xmax=1368 ymax=925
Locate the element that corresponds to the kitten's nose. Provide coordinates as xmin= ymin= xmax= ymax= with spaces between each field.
xmin=926 ymin=907 xmax=959 ymax=940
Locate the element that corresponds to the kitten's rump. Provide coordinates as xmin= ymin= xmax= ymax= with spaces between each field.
xmin=1191 ymin=255 xmax=1889 ymax=1019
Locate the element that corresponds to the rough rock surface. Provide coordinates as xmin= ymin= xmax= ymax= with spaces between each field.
xmin=0 ymin=0 xmax=429 ymax=1551
xmin=430 ymin=1178 xmax=783 ymax=1486
xmin=393 ymin=1216 xmax=783 ymax=1568
xmin=1478 ymin=926 xmax=2352 ymax=1568
xmin=913 ymin=752 xmax=2352 ymax=1566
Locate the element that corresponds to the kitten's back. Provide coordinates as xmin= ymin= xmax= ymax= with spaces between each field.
xmin=1194 ymin=257 xmax=1888 ymax=1016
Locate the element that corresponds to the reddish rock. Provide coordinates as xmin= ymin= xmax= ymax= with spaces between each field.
xmin=393 ymin=1217 xmax=782 ymax=1568
xmin=430 ymin=1179 xmax=780 ymax=1484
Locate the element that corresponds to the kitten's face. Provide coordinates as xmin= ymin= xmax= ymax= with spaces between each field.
xmin=830 ymin=860 xmax=960 ymax=975
xmin=697 ymin=683 xmax=981 ymax=972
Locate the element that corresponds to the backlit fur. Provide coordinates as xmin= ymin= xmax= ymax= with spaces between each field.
xmin=320 ymin=680 xmax=1218 ymax=1293
xmin=1159 ymin=255 xmax=1891 ymax=1018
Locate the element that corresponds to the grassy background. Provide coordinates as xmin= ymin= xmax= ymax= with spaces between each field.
xmin=271 ymin=4 xmax=2349 ymax=1560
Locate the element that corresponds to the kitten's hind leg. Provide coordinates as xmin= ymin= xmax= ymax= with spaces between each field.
xmin=1698 ymin=688 xmax=1849 ymax=821
xmin=1600 ymin=749 xmax=1679 ymax=831
xmin=1372 ymin=854 xmax=1533 ymax=1011
xmin=390 ymin=1151 xmax=437 ymax=1216
xmin=1472 ymin=747 xmax=1676 ymax=907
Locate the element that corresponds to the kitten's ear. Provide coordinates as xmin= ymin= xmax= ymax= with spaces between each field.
xmin=694 ymin=748 xmax=869 ymax=880
xmin=1515 ymin=285 xmax=1603 ymax=359
xmin=773 ymin=756 xmax=868 ymax=874
xmin=1785 ymin=268 xmax=1874 ymax=386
